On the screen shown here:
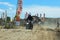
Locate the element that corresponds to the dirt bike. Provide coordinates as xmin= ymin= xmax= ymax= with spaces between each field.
xmin=26 ymin=20 xmax=33 ymax=30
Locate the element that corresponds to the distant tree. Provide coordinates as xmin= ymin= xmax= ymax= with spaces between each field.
xmin=15 ymin=15 xmax=17 ymax=18
xmin=7 ymin=17 xmax=11 ymax=22
xmin=13 ymin=15 xmax=15 ymax=21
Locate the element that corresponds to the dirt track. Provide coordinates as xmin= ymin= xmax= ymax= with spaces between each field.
xmin=0 ymin=25 xmax=60 ymax=40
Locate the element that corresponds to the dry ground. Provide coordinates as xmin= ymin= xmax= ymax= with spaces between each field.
xmin=0 ymin=25 xmax=60 ymax=40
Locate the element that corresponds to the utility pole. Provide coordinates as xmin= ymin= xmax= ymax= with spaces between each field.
xmin=4 ymin=10 xmax=7 ymax=22
xmin=37 ymin=13 xmax=38 ymax=17
xmin=43 ymin=13 xmax=45 ymax=22
xmin=40 ymin=14 xmax=42 ymax=19
xmin=25 ymin=12 xmax=28 ymax=19
xmin=5 ymin=10 xmax=7 ymax=27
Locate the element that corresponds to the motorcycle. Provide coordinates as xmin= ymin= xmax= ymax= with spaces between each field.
xmin=26 ymin=20 xmax=33 ymax=29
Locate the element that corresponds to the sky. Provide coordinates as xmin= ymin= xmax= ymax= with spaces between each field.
xmin=0 ymin=0 xmax=60 ymax=19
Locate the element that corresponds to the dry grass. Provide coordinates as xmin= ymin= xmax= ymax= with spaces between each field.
xmin=0 ymin=25 xmax=60 ymax=40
